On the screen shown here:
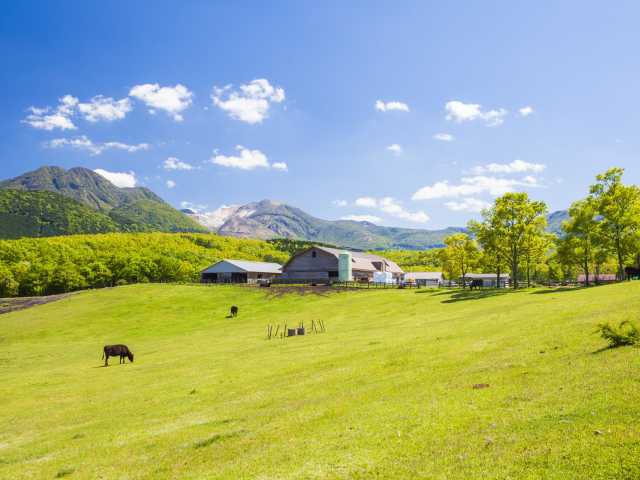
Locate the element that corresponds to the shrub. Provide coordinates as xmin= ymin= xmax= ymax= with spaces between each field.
xmin=597 ymin=320 xmax=640 ymax=348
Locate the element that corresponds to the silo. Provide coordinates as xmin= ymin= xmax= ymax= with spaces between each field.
xmin=338 ymin=251 xmax=352 ymax=281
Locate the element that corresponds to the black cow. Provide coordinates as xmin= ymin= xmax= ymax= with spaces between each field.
xmin=102 ymin=344 xmax=134 ymax=366
xmin=230 ymin=305 xmax=238 ymax=317
xmin=469 ymin=279 xmax=483 ymax=290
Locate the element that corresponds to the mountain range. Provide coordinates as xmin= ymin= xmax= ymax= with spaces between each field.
xmin=0 ymin=165 xmax=568 ymax=248
xmin=0 ymin=166 xmax=206 ymax=238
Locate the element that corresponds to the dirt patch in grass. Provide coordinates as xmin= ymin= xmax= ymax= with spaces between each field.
xmin=0 ymin=294 xmax=72 ymax=315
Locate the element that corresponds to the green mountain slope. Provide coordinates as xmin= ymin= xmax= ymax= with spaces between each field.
xmin=0 ymin=166 xmax=205 ymax=237
xmin=0 ymin=189 xmax=119 ymax=239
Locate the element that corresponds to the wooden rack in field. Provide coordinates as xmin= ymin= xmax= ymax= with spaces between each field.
xmin=266 ymin=320 xmax=326 ymax=340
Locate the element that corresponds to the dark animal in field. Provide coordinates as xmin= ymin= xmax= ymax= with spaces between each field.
xmin=624 ymin=266 xmax=640 ymax=279
xmin=469 ymin=279 xmax=483 ymax=290
xmin=102 ymin=344 xmax=134 ymax=366
xmin=230 ymin=305 xmax=238 ymax=317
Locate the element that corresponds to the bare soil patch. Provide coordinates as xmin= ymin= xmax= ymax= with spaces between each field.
xmin=0 ymin=293 xmax=72 ymax=315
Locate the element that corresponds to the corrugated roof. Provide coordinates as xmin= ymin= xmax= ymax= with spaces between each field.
xmin=313 ymin=246 xmax=404 ymax=273
xmin=202 ymin=259 xmax=282 ymax=274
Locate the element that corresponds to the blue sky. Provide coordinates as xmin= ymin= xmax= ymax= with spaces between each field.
xmin=2 ymin=1 xmax=639 ymax=229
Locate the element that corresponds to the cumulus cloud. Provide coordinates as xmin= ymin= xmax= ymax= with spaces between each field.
xmin=166 ymin=180 xmax=176 ymax=189
xmin=375 ymin=100 xmax=409 ymax=112
xmin=412 ymin=175 xmax=540 ymax=200
xmin=210 ymin=146 xmax=270 ymax=170
xmin=211 ymin=79 xmax=285 ymax=124
xmin=129 ymin=83 xmax=193 ymax=121
xmin=433 ymin=132 xmax=454 ymax=142
xmin=341 ymin=214 xmax=382 ymax=224
xmin=93 ymin=168 xmax=137 ymax=188
xmin=519 ymin=106 xmax=534 ymax=117
xmin=77 ymin=95 xmax=132 ymax=122
xmin=272 ymin=162 xmax=288 ymax=171
xmin=354 ymin=196 xmax=429 ymax=223
xmin=45 ymin=135 xmax=149 ymax=156
xmin=386 ymin=144 xmax=403 ymax=156
xmin=445 ymin=100 xmax=507 ymax=126
xmin=444 ymin=197 xmax=492 ymax=213
xmin=163 ymin=157 xmax=194 ymax=171
xmin=471 ymin=159 xmax=546 ymax=175
xmin=23 ymin=95 xmax=78 ymax=130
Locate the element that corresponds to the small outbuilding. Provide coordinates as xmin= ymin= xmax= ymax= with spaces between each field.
xmin=200 ymin=259 xmax=282 ymax=284
xmin=403 ymin=271 xmax=443 ymax=287
xmin=465 ymin=273 xmax=510 ymax=288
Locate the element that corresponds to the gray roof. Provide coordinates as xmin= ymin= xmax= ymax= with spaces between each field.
xmin=404 ymin=271 xmax=443 ymax=280
xmin=202 ymin=259 xmax=282 ymax=274
xmin=313 ymin=246 xmax=404 ymax=274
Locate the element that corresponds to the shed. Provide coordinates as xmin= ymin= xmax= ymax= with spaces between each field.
xmin=465 ymin=273 xmax=510 ymax=288
xmin=403 ymin=271 xmax=443 ymax=287
xmin=200 ymin=259 xmax=282 ymax=284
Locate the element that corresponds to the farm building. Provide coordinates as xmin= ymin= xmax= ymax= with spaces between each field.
xmin=281 ymin=246 xmax=403 ymax=282
xmin=200 ymin=259 xmax=282 ymax=284
xmin=404 ymin=272 xmax=444 ymax=287
xmin=577 ymin=273 xmax=617 ymax=284
xmin=465 ymin=273 xmax=510 ymax=288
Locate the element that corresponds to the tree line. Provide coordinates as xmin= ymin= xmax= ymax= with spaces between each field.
xmin=439 ymin=168 xmax=640 ymax=288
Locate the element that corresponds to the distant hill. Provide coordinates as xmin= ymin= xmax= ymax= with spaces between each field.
xmin=0 ymin=166 xmax=206 ymax=238
xmin=546 ymin=210 xmax=569 ymax=236
xmin=186 ymin=199 xmax=466 ymax=250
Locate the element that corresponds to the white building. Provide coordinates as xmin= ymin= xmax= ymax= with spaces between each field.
xmin=200 ymin=259 xmax=282 ymax=284
xmin=403 ymin=272 xmax=444 ymax=287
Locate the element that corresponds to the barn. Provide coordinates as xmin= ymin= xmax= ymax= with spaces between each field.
xmin=200 ymin=259 xmax=282 ymax=284
xmin=465 ymin=273 xmax=510 ymax=288
xmin=403 ymin=271 xmax=443 ymax=287
xmin=281 ymin=246 xmax=403 ymax=282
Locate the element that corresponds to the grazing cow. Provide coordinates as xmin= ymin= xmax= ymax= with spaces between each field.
xmin=625 ymin=266 xmax=640 ymax=279
xmin=469 ymin=279 xmax=483 ymax=290
xmin=102 ymin=344 xmax=134 ymax=366
xmin=230 ymin=305 xmax=238 ymax=317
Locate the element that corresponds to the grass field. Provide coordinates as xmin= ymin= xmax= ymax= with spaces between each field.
xmin=1 ymin=283 xmax=639 ymax=479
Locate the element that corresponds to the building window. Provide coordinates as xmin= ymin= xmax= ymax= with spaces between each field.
xmin=312 ymin=251 xmax=317 ymax=258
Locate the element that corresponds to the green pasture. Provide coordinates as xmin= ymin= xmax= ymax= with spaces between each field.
xmin=1 ymin=283 xmax=639 ymax=479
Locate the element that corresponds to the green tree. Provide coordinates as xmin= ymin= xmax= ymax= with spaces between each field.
xmin=469 ymin=217 xmax=508 ymax=289
xmin=561 ymin=199 xmax=600 ymax=286
xmin=589 ymin=168 xmax=640 ymax=280
xmin=477 ymin=193 xmax=548 ymax=289
xmin=442 ymin=233 xmax=480 ymax=288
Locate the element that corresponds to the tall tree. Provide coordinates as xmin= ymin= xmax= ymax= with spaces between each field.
xmin=442 ymin=233 xmax=480 ymax=288
xmin=469 ymin=218 xmax=507 ymax=288
xmin=561 ymin=198 xmax=599 ymax=286
xmin=476 ymin=193 xmax=548 ymax=289
xmin=589 ymin=168 xmax=640 ymax=280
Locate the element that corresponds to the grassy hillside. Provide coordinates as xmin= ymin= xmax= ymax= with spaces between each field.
xmin=1 ymin=283 xmax=638 ymax=479
xmin=0 ymin=189 xmax=119 ymax=238
xmin=108 ymin=199 xmax=208 ymax=233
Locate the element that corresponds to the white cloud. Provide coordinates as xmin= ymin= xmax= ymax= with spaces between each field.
xmin=23 ymin=95 xmax=78 ymax=130
xmin=412 ymin=175 xmax=540 ymax=200
xmin=386 ymin=144 xmax=403 ymax=156
xmin=341 ymin=214 xmax=382 ymax=224
xmin=471 ymin=159 xmax=546 ymax=175
xmin=166 ymin=180 xmax=176 ymax=188
xmin=445 ymin=100 xmax=507 ymax=126
xmin=210 ymin=145 xmax=270 ymax=170
xmin=354 ymin=196 xmax=429 ymax=223
xmin=375 ymin=100 xmax=409 ymax=112
xmin=93 ymin=169 xmax=137 ymax=188
xmin=332 ymin=200 xmax=348 ymax=207
xmin=433 ymin=132 xmax=454 ymax=142
xmin=444 ymin=198 xmax=492 ymax=212
xmin=45 ymin=135 xmax=149 ymax=156
xmin=211 ymin=79 xmax=285 ymax=124
xmin=355 ymin=196 xmax=378 ymax=207
xmin=180 ymin=201 xmax=208 ymax=213
xmin=77 ymin=95 xmax=132 ymax=122
xmin=163 ymin=157 xmax=194 ymax=171
xmin=129 ymin=83 xmax=193 ymax=121
xmin=519 ymin=106 xmax=534 ymax=117
xmin=272 ymin=162 xmax=288 ymax=171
